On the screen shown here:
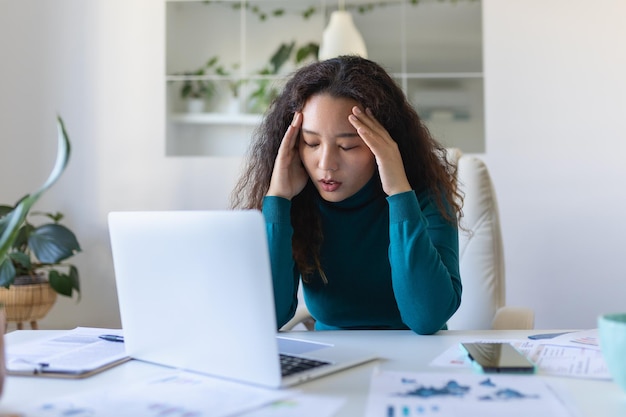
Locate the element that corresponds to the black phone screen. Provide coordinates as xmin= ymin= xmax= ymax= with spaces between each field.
xmin=461 ymin=342 xmax=535 ymax=373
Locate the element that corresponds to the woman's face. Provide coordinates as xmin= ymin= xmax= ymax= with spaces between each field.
xmin=299 ymin=93 xmax=376 ymax=203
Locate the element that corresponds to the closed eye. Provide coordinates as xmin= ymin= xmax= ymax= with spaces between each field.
xmin=303 ymin=140 xmax=319 ymax=148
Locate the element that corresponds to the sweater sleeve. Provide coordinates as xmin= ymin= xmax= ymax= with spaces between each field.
xmin=262 ymin=196 xmax=300 ymax=329
xmin=387 ymin=190 xmax=462 ymax=335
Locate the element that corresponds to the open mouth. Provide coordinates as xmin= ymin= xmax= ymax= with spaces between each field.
xmin=319 ymin=179 xmax=341 ymax=192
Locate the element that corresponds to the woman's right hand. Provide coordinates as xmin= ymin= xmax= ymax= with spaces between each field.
xmin=266 ymin=112 xmax=309 ymax=200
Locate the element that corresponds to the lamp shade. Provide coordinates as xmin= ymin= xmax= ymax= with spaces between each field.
xmin=318 ymin=10 xmax=368 ymax=60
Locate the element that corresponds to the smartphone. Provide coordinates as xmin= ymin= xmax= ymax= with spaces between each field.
xmin=460 ymin=342 xmax=536 ymax=374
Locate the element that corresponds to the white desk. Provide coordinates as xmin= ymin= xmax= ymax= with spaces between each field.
xmin=1 ymin=329 xmax=624 ymax=416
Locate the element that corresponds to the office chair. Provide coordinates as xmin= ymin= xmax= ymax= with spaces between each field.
xmin=446 ymin=150 xmax=534 ymax=330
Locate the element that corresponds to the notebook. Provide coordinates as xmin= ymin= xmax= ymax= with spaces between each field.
xmin=108 ymin=210 xmax=377 ymax=388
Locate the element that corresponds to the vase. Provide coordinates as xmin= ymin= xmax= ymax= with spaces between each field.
xmin=0 ymin=277 xmax=58 ymax=330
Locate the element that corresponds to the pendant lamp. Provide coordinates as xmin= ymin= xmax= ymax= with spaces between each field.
xmin=318 ymin=2 xmax=368 ymax=60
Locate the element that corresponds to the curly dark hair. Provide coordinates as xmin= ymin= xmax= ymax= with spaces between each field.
xmin=231 ymin=55 xmax=462 ymax=281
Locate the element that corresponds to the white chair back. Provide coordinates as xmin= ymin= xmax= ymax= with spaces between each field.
xmin=447 ymin=153 xmax=506 ymax=330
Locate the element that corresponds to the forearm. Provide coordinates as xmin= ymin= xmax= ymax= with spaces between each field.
xmin=262 ymin=196 xmax=300 ymax=328
xmin=387 ymin=191 xmax=462 ymax=335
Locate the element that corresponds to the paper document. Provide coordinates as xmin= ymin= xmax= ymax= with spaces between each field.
xmin=548 ymin=329 xmax=599 ymax=347
xmin=6 ymin=326 xmax=128 ymax=377
xmin=527 ymin=343 xmax=608 ymax=378
xmin=430 ymin=331 xmax=610 ymax=380
xmin=240 ymin=394 xmax=345 ymax=417
xmin=24 ymin=370 xmax=292 ymax=417
xmin=365 ymin=370 xmax=577 ymax=417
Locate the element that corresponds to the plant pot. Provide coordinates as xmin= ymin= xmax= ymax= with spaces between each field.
xmin=0 ymin=277 xmax=57 ymax=330
xmin=186 ymin=98 xmax=206 ymax=113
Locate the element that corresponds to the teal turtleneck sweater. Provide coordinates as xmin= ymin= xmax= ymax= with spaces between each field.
xmin=262 ymin=176 xmax=461 ymax=335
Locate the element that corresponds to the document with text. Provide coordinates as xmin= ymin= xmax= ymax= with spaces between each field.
xmin=430 ymin=330 xmax=610 ymax=380
xmin=23 ymin=370 xmax=294 ymax=417
xmin=6 ymin=326 xmax=129 ymax=378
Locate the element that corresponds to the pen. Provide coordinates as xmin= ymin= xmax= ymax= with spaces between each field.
xmin=99 ymin=334 xmax=124 ymax=343
xmin=527 ymin=332 xmax=570 ymax=340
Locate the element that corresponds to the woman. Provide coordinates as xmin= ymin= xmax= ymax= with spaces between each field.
xmin=231 ymin=56 xmax=462 ymax=335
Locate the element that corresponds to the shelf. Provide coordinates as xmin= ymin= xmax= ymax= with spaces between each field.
xmin=169 ymin=112 xmax=263 ymax=126
xmin=165 ymin=0 xmax=484 ymax=156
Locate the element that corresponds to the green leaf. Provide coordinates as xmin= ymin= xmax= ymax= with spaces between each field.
xmin=270 ymin=42 xmax=295 ymax=74
xmin=14 ymin=223 xmax=33 ymax=249
xmin=31 ymin=211 xmax=64 ymax=223
xmin=38 ymin=117 xmax=71 ymax=199
xmin=302 ymin=7 xmax=317 ymax=19
xmin=0 ymin=206 xmax=12 ymax=242
xmin=29 ymin=224 xmax=81 ymax=264
xmin=9 ymin=251 xmax=30 ymax=269
xmin=0 ymin=201 xmax=28 ymax=261
xmin=0 ymin=256 xmax=16 ymax=288
xmin=48 ymin=269 xmax=73 ymax=297
xmin=0 ymin=205 xmax=13 ymax=217
xmin=69 ymin=264 xmax=80 ymax=293
xmin=181 ymin=81 xmax=193 ymax=99
xmin=205 ymin=56 xmax=219 ymax=68
xmin=296 ymin=43 xmax=319 ymax=63
xmin=0 ymin=116 xmax=72 ymax=288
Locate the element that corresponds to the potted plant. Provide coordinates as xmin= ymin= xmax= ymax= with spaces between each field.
xmin=0 ymin=116 xmax=80 ymax=330
xmin=214 ymin=62 xmax=244 ymax=114
xmin=180 ymin=69 xmax=215 ymax=113
xmin=179 ymin=56 xmax=228 ymax=113
xmin=179 ymin=56 xmax=243 ymax=114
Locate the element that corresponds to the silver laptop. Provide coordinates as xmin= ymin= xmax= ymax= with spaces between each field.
xmin=108 ymin=210 xmax=376 ymax=388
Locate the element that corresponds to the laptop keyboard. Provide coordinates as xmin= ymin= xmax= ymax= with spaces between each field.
xmin=279 ymin=354 xmax=330 ymax=377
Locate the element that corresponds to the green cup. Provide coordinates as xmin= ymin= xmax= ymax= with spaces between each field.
xmin=598 ymin=312 xmax=626 ymax=393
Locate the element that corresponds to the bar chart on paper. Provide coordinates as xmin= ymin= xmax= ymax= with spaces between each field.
xmin=365 ymin=371 xmax=576 ymax=417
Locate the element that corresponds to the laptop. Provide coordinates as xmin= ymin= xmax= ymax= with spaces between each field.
xmin=108 ymin=210 xmax=377 ymax=388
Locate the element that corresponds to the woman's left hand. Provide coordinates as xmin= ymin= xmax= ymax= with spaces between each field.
xmin=348 ymin=107 xmax=412 ymax=196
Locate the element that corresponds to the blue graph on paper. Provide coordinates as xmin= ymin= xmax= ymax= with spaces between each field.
xmin=398 ymin=380 xmax=470 ymax=398
xmin=396 ymin=377 xmax=538 ymax=401
xmin=376 ymin=375 xmax=549 ymax=416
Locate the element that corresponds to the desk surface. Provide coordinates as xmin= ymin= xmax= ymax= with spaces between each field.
xmin=1 ymin=329 xmax=624 ymax=416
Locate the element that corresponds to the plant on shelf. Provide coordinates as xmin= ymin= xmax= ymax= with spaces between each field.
xmin=247 ymin=41 xmax=319 ymax=114
xmin=179 ymin=57 xmax=219 ymax=112
xmin=179 ymin=56 xmax=243 ymax=112
xmin=0 ymin=116 xmax=81 ymax=329
xmin=213 ymin=61 xmax=243 ymax=99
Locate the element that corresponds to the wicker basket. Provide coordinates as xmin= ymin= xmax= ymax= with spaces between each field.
xmin=0 ymin=282 xmax=57 ymax=328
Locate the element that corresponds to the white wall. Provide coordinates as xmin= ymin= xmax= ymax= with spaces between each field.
xmin=0 ymin=0 xmax=243 ymax=330
xmin=483 ymin=0 xmax=626 ymax=328
xmin=1 ymin=0 xmax=624 ymax=331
